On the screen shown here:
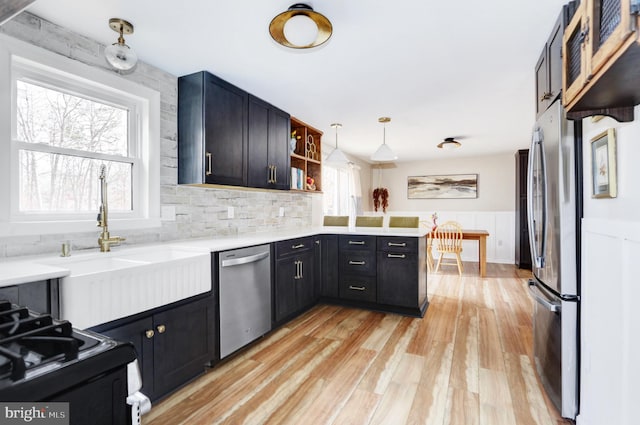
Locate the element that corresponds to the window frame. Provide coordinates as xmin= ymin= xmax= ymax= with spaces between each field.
xmin=0 ymin=34 xmax=160 ymax=237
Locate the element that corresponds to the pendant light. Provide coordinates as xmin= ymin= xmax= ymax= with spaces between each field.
xmin=325 ymin=123 xmax=349 ymax=166
xmin=370 ymin=117 xmax=398 ymax=162
xmin=105 ymin=18 xmax=138 ymax=71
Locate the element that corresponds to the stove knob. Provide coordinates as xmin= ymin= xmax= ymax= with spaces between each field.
xmin=157 ymin=325 xmax=166 ymax=334
xmin=145 ymin=330 xmax=155 ymax=339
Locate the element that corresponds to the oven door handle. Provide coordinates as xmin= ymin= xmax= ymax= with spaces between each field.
xmin=528 ymin=280 xmax=561 ymax=313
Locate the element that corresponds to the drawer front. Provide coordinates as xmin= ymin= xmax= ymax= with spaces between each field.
xmin=339 ymin=251 xmax=376 ymax=276
xmin=377 ymin=237 xmax=418 ymax=253
xmin=338 ymin=235 xmax=376 ymax=251
xmin=339 ymin=275 xmax=376 ymax=303
xmin=275 ymin=236 xmax=314 ymax=258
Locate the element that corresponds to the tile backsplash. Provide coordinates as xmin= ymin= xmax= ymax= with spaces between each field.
xmin=0 ymin=12 xmax=313 ymax=258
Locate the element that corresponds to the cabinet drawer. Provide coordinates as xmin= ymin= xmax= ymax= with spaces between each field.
xmin=377 ymin=237 xmax=417 ymax=253
xmin=339 ymin=251 xmax=376 ymax=276
xmin=338 ymin=235 xmax=376 ymax=251
xmin=275 ymin=236 xmax=314 ymax=258
xmin=339 ymin=275 xmax=376 ymax=303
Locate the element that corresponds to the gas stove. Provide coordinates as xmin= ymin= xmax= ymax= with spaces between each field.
xmin=0 ymin=300 xmax=150 ymax=425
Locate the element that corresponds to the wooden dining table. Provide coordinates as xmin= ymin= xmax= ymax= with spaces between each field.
xmin=428 ymin=229 xmax=490 ymax=277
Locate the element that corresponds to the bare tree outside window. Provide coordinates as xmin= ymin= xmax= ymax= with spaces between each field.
xmin=16 ymin=81 xmax=132 ymax=213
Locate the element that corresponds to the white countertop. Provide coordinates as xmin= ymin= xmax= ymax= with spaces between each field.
xmin=0 ymin=226 xmax=427 ymax=287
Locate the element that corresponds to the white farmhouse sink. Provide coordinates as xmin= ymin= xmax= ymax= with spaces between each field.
xmin=38 ymin=246 xmax=211 ymax=329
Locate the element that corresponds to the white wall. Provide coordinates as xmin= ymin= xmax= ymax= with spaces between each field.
xmin=369 ymin=153 xmax=515 ymax=212
xmin=577 ymin=110 xmax=640 ymax=425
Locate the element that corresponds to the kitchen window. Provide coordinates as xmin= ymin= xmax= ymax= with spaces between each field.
xmin=0 ymin=34 xmax=160 ymax=237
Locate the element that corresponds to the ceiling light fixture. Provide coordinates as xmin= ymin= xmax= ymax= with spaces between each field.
xmin=325 ymin=123 xmax=349 ymax=166
xmin=437 ymin=137 xmax=462 ymax=150
xmin=269 ymin=4 xmax=332 ymax=49
xmin=105 ymin=18 xmax=138 ymax=71
xmin=370 ymin=117 xmax=398 ymax=162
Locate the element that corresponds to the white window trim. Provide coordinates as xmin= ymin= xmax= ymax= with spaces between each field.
xmin=0 ymin=34 xmax=160 ymax=237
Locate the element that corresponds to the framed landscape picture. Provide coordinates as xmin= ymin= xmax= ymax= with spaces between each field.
xmin=407 ymin=174 xmax=478 ymax=199
xmin=591 ymin=128 xmax=617 ymax=198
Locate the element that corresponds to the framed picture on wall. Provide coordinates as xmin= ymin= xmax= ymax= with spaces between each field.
xmin=590 ymin=129 xmax=617 ymax=198
xmin=407 ymin=174 xmax=478 ymax=199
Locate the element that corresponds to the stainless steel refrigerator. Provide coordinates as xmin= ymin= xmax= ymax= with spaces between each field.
xmin=527 ymin=99 xmax=580 ymax=419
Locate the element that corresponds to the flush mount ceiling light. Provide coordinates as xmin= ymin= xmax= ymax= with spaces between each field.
xmin=104 ymin=18 xmax=138 ymax=71
xmin=269 ymin=3 xmax=332 ymax=49
xmin=325 ymin=123 xmax=349 ymax=166
xmin=370 ymin=117 xmax=398 ymax=162
xmin=437 ymin=137 xmax=462 ymax=150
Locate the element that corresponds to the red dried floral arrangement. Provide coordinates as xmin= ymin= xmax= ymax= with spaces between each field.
xmin=373 ymin=188 xmax=389 ymax=212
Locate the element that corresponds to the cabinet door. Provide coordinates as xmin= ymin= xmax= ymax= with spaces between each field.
xmin=590 ymin=0 xmax=634 ymax=75
xmin=204 ymin=73 xmax=248 ymax=186
xmin=247 ymin=96 xmax=271 ymax=188
xmin=153 ymin=297 xmax=214 ymax=399
xmin=296 ymin=251 xmax=315 ymax=310
xmin=274 ymin=257 xmax=300 ymax=322
xmin=535 ymin=48 xmax=550 ymax=117
xmin=547 ymin=14 xmax=564 ymax=104
xmin=100 ymin=316 xmax=155 ymax=399
xmin=269 ymin=107 xmax=291 ymax=190
xmin=377 ymin=252 xmax=418 ymax=308
xmin=563 ymin=2 xmax=590 ymax=106
xmin=319 ymin=235 xmax=339 ymax=298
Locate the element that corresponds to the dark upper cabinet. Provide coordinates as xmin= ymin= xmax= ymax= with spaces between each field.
xmin=536 ymin=3 xmax=574 ymax=117
xmin=515 ymin=149 xmax=532 ymax=269
xmin=247 ymin=96 xmax=291 ymax=190
xmin=178 ymin=71 xmax=293 ymax=189
xmin=178 ymin=71 xmax=248 ymax=186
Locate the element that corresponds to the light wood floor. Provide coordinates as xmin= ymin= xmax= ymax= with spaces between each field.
xmin=144 ymin=263 xmax=572 ymax=425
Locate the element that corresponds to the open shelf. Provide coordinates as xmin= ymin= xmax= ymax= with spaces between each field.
xmin=290 ymin=117 xmax=323 ymax=192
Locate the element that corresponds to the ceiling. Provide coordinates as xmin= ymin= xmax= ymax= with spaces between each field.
xmin=26 ymin=0 xmax=568 ymax=163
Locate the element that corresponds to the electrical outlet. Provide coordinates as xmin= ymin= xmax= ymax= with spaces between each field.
xmin=279 ymin=207 xmax=285 ymax=217
xmin=227 ymin=206 xmax=234 ymax=219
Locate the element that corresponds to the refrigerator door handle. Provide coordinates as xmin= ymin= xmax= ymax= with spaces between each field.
xmin=527 ymin=129 xmax=548 ymax=269
xmin=528 ymin=280 xmax=561 ymax=313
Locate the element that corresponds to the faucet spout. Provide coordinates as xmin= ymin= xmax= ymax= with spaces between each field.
xmin=97 ymin=165 xmax=125 ymax=252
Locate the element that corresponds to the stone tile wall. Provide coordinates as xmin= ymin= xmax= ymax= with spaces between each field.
xmin=0 ymin=12 xmax=313 ymax=258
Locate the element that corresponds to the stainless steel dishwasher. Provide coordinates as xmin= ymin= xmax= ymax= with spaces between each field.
xmin=218 ymin=244 xmax=271 ymax=358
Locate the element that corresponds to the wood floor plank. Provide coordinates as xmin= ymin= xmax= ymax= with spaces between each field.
xmin=144 ymin=263 xmax=568 ymax=425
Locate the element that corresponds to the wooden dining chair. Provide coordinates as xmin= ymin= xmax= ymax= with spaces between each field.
xmin=323 ymin=215 xmax=349 ymax=226
xmin=419 ymin=220 xmax=435 ymax=272
xmin=388 ymin=216 xmax=419 ymax=228
xmin=355 ymin=216 xmax=383 ymax=227
xmin=434 ymin=221 xmax=464 ymax=275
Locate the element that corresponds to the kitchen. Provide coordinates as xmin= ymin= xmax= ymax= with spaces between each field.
xmin=0 ymin=1 xmax=639 ymax=425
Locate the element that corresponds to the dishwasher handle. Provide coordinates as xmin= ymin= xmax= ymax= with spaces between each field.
xmin=221 ymin=251 xmax=270 ymax=267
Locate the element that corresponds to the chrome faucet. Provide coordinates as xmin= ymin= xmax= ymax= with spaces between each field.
xmin=97 ymin=165 xmax=125 ymax=252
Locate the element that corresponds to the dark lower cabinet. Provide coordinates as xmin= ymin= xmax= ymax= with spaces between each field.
xmin=274 ymin=238 xmax=315 ymax=323
xmin=317 ymin=235 xmax=339 ymax=298
xmin=0 ymin=279 xmax=59 ymax=317
xmin=376 ymin=236 xmax=427 ymax=313
xmin=97 ymin=295 xmax=215 ymax=402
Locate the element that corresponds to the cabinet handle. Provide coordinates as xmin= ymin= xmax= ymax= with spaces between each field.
xmin=299 ymin=260 xmax=303 ymax=278
xmin=291 ymin=244 xmax=305 ymax=249
xmin=206 ymin=152 xmax=212 ymax=176
xmin=348 ymin=241 xmax=365 ymax=245
xmin=315 ymin=240 xmax=320 ymax=245
xmin=539 ymin=92 xmax=552 ymax=101
xmin=348 ymin=285 xmax=366 ymax=291
xmin=387 ymin=253 xmax=406 ymax=259
xmin=349 ymin=260 xmax=366 ymax=265
xmin=145 ymin=330 xmax=155 ymax=339
xmin=294 ymin=260 xmax=301 ymax=279
xmin=157 ymin=324 xmax=166 ymax=334
xmin=388 ymin=242 xmax=406 ymax=247
xmin=273 ymin=165 xmax=277 ymax=183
